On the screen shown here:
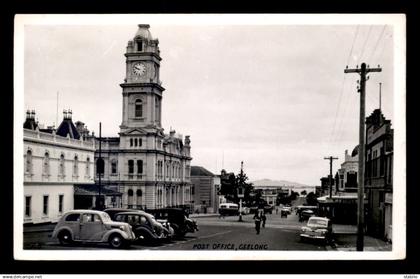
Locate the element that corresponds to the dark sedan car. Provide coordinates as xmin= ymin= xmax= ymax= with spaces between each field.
xmin=103 ymin=208 xmax=143 ymax=220
xmin=114 ymin=211 xmax=173 ymax=242
xmin=146 ymin=208 xmax=198 ymax=237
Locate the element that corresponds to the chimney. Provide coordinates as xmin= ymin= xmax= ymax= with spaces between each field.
xmin=63 ymin=109 xmax=68 ymax=119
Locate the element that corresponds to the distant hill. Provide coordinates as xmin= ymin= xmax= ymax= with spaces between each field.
xmin=251 ymin=178 xmax=308 ymax=187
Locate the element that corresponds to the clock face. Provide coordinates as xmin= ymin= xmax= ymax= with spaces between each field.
xmin=133 ymin=63 xmax=146 ymax=76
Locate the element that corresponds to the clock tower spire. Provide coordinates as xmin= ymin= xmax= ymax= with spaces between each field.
xmin=120 ymin=24 xmax=164 ymax=133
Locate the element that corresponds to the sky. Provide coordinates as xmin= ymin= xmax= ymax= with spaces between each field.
xmin=22 ymin=16 xmax=398 ymax=185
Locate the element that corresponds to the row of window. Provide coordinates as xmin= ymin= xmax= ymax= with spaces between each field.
xmin=129 ymin=138 xmax=142 ymax=147
xmin=26 ymin=150 xmax=91 ymax=178
xmin=25 ymin=194 xmax=64 ymax=217
xmin=107 ymin=159 xmax=189 ymax=179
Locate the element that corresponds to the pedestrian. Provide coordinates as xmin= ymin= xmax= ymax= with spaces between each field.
xmin=253 ymin=212 xmax=261 ymax=235
xmin=261 ymin=212 xmax=267 ymax=228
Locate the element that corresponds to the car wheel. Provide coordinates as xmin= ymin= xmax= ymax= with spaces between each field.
xmin=109 ymin=234 xmax=126 ymax=249
xmin=58 ymin=230 xmax=73 ymax=245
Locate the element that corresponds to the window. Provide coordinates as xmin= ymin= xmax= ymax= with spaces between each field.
xmin=43 ymin=195 xmax=49 ymax=215
xmin=111 ymin=160 xmax=117 ymax=174
xmin=25 ymin=196 xmax=31 ymax=217
xmin=128 ymin=160 xmax=134 ymax=174
xmin=58 ymin=195 xmax=64 ymax=213
xmin=155 ymin=97 xmax=160 ymax=123
xmin=137 ymin=160 xmax=143 ymax=174
xmin=379 ymin=147 xmax=385 ymax=176
xmin=138 ymin=138 xmax=142 ymax=146
xmin=65 ymin=213 xmax=80 ymax=222
xmin=73 ymin=155 xmax=79 ymax=177
xmin=135 ymin=99 xmax=143 ymax=118
xmin=137 ymin=41 xmax=143 ymax=51
xmin=43 ymin=152 xmax=50 ymax=176
xmin=134 ymin=138 xmax=138 ymax=147
xmin=136 ymin=189 xmax=143 ymax=196
xmin=86 ymin=157 xmax=90 ymax=177
xmin=192 ymin=186 xmax=195 ymax=195
xmin=127 ymin=189 xmax=134 ymax=208
xmin=130 ymin=138 xmax=133 ymax=147
xmin=59 ymin=154 xmax=65 ymax=176
xmin=25 ymin=150 xmax=32 ymax=173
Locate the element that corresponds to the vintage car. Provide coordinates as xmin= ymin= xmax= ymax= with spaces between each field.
xmin=300 ymin=216 xmax=333 ymax=243
xmin=103 ymin=208 xmax=144 ymax=220
xmin=147 ymin=208 xmax=198 ymax=237
xmin=298 ymin=209 xmax=316 ymax=222
xmin=280 ymin=206 xmax=292 ymax=218
xmin=218 ymin=203 xmax=239 ymax=216
xmin=114 ymin=211 xmax=173 ymax=242
xmin=52 ymin=209 xmax=136 ymax=249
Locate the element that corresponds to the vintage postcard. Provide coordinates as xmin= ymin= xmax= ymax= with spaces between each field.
xmin=14 ymin=14 xmax=406 ymax=260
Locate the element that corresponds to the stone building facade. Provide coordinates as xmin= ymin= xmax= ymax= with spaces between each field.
xmin=191 ymin=166 xmax=220 ymax=214
xmin=335 ymin=146 xmax=359 ymax=193
xmin=364 ymin=109 xmax=393 ymax=240
xmin=95 ymin=24 xmax=193 ymax=210
xmin=23 ymin=110 xmax=96 ymax=224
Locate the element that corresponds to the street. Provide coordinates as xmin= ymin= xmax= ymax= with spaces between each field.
xmin=23 ymin=210 xmax=328 ymax=251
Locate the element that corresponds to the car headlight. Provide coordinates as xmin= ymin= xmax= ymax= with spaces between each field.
xmin=301 ymin=227 xmax=310 ymax=232
xmin=315 ymin=229 xmax=327 ymax=234
xmin=119 ymin=225 xmax=126 ymax=231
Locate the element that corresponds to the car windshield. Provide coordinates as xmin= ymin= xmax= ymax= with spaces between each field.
xmin=307 ymin=219 xmax=327 ymax=227
xmin=101 ymin=212 xmax=111 ymax=222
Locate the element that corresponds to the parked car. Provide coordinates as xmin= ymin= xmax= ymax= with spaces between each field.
xmin=52 ymin=209 xmax=136 ymax=249
xmin=114 ymin=211 xmax=173 ymax=242
xmin=103 ymin=208 xmax=144 ymax=220
xmin=300 ymin=216 xmax=333 ymax=243
xmin=299 ymin=209 xmax=316 ymax=222
xmin=147 ymin=208 xmax=198 ymax=237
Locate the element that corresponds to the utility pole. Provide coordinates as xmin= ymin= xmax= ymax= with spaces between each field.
xmin=345 ymin=62 xmax=382 ymax=251
xmin=324 ymin=156 xmax=338 ymax=199
xmin=238 ymin=161 xmax=245 ymax=222
xmin=379 ymin=82 xmax=382 ymax=110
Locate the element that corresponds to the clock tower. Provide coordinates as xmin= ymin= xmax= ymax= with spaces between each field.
xmin=120 ymin=24 xmax=164 ymax=133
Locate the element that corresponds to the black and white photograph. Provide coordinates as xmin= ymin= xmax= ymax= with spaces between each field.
xmin=14 ymin=14 xmax=406 ymax=261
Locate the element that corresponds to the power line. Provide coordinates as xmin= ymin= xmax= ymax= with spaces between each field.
xmin=327 ymin=26 xmax=360 ymax=151
xmin=358 ymin=25 xmax=373 ymax=64
xmin=346 ymin=25 xmax=360 ymax=66
xmin=366 ymin=25 xmax=387 ymax=64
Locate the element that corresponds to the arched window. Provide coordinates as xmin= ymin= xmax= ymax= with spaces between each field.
xmin=25 ymin=150 xmax=32 ymax=173
xmin=136 ymin=189 xmax=142 ymax=197
xmin=127 ymin=189 xmax=134 ymax=208
xmin=43 ymin=152 xmax=50 ymax=176
xmin=73 ymin=155 xmax=79 ymax=177
xmin=85 ymin=157 xmax=90 ymax=177
xmin=59 ymin=154 xmax=65 ymax=176
xmin=135 ymin=99 xmax=143 ymax=118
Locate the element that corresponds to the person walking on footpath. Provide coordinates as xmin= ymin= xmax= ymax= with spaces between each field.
xmin=261 ymin=212 xmax=267 ymax=228
xmin=253 ymin=212 xmax=262 ymax=234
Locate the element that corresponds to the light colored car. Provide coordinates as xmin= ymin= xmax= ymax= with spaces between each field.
xmin=300 ymin=216 xmax=332 ymax=243
xmin=52 ymin=209 xmax=136 ymax=249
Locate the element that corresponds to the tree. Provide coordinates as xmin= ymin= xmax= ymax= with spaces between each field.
xmin=219 ymin=167 xmax=254 ymax=205
xmin=306 ymin=192 xmax=318 ymax=206
xmin=300 ymin=190 xmax=307 ymax=196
